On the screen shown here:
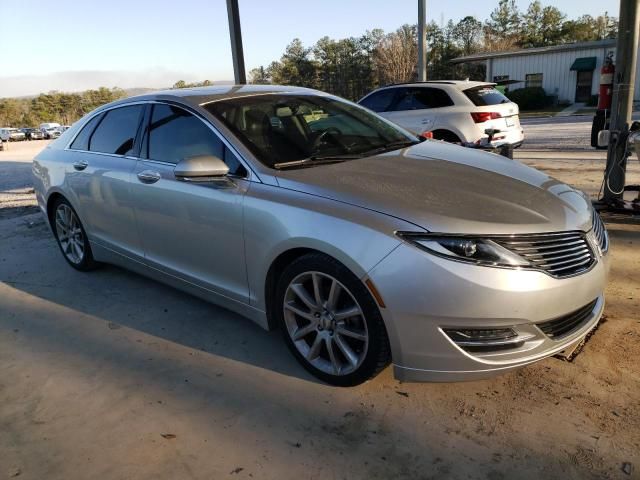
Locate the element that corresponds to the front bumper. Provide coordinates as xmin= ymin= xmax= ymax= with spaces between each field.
xmin=367 ymin=241 xmax=609 ymax=382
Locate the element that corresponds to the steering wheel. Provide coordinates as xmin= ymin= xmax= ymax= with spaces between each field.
xmin=311 ymin=127 xmax=343 ymax=152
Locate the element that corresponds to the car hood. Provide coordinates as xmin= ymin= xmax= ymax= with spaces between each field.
xmin=274 ymin=141 xmax=593 ymax=235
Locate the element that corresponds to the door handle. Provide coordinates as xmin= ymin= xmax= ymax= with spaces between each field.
xmin=137 ymin=170 xmax=161 ymax=184
xmin=72 ymin=160 xmax=88 ymax=171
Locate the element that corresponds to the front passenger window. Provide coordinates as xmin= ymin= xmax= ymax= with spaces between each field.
xmin=147 ymin=104 xmax=245 ymax=176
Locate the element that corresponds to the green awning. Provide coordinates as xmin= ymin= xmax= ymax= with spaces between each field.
xmin=570 ymin=57 xmax=597 ymax=71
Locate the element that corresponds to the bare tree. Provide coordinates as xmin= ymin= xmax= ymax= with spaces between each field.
xmin=374 ymin=25 xmax=417 ymax=85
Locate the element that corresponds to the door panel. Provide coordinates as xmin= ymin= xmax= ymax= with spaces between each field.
xmin=382 ymin=87 xmax=439 ymax=134
xmin=131 ymin=102 xmax=249 ymax=303
xmin=383 ymin=109 xmax=437 ymax=135
xmin=67 ymin=104 xmax=145 ymax=257
xmin=67 ymin=151 xmax=142 ymax=256
xmin=131 ymin=160 xmax=249 ymax=302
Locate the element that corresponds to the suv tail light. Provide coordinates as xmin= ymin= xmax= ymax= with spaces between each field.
xmin=470 ymin=112 xmax=502 ymax=123
xmin=419 ymin=131 xmax=433 ymax=140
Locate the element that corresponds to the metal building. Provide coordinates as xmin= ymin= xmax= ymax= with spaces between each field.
xmin=452 ymin=39 xmax=640 ymax=104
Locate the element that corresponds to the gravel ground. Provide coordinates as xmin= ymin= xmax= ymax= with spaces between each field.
xmin=1 ymin=125 xmax=639 ymax=480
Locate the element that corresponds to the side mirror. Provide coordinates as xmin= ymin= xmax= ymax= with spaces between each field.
xmin=174 ymin=154 xmax=229 ymax=182
xmin=597 ymin=130 xmax=610 ymax=148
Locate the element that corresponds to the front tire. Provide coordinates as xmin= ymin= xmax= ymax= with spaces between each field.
xmin=275 ymin=253 xmax=390 ymax=386
xmin=51 ymin=197 xmax=98 ymax=271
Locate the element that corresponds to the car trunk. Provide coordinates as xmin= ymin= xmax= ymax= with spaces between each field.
xmin=464 ymin=85 xmax=521 ymax=142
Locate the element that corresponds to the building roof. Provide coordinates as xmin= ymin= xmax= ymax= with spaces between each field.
xmin=451 ymin=39 xmax=617 ymax=64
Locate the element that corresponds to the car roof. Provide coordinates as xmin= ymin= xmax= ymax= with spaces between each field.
xmin=374 ymin=80 xmax=496 ymax=91
xmin=105 ymin=84 xmax=323 ymax=111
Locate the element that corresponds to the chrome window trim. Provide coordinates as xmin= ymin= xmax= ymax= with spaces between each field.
xmin=64 ymin=149 xmax=138 ymax=161
xmin=63 ymin=101 xmax=148 ymax=152
xmin=138 ymin=158 xmax=176 ymax=168
xmin=63 ymin=99 xmax=258 ymax=182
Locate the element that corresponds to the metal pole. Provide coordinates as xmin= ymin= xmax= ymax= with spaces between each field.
xmin=603 ymin=0 xmax=639 ymax=201
xmin=417 ymin=0 xmax=427 ymax=81
xmin=226 ymin=0 xmax=247 ymax=84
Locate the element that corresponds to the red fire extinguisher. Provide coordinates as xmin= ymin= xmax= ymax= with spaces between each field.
xmin=597 ymin=53 xmax=615 ymax=110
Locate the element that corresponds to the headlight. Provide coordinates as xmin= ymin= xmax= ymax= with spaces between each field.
xmin=397 ymin=232 xmax=530 ymax=268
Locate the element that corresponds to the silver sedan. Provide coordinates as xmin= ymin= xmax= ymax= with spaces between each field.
xmin=32 ymin=85 xmax=609 ymax=386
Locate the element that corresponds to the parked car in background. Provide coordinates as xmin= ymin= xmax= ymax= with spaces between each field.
xmin=39 ymin=122 xmax=61 ymax=139
xmin=358 ymin=80 xmax=524 ymax=147
xmin=21 ymin=128 xmax=45 ymax=140
xmin=42 ymin=127 xmax=61 ymax=139
xmin=0 ymin=128 xmax=26 ymax=141
xmin=33 ymin=85 xmax=607 ymax=386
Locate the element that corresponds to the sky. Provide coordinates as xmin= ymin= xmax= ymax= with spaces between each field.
xmin=0 ymin=0 xmax=618 ymax=97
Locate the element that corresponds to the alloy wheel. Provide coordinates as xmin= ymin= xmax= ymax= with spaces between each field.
xmin=54 ymin=204 xmax=85 ymax=265
xmin=283 ymin=271 xmax=369 ymax=376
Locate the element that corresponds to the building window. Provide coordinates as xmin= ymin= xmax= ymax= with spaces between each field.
xmin=525 ymin=73 xmax=543 ymax=88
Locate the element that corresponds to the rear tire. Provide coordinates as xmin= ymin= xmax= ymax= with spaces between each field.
xmin=432 ymin=130 xmax=462 ymax=144
xmin=275 ymin=252 xmax=390 ymax=386
xmin=51 ymin=197 xmax=99 ymax=271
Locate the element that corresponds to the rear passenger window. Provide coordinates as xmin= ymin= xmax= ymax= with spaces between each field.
xmin=392 ymin=87 xmax=454 ymax=111
xmin=89 ymin=105 xmax=143 ymax=155
xmin=69 ymin=113 xmax=103 ymax=151
xmin=147 ymin=104 xmax=245 ymax=175
xmin=359 ymin=89 xmax=397 ymax=112
xmin=418 ymin=88 xmax=454 ymax=108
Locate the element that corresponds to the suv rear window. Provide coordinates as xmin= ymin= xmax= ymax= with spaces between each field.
xmin=464 ymin=87 xmax=511 ymax=106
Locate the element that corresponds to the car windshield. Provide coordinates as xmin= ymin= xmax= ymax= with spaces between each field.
xmin=203 ymin=94 xmax=417 ymax=168
xmin=464 ymin=86 xmax=511 ymax=106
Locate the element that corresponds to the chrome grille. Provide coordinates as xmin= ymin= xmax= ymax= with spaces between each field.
xmin=537 ymin=299 xmax=598 ymax=339
xmin=493 ymin=232 xmax=595 ymax=278
xmin=592 ymin=210 xmax=608 ymax=252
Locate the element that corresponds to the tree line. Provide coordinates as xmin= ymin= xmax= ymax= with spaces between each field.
xmin=0 ymin=87 xmax=127 ymax=128
xmin=249 ymin=0 xmax=618 ymax=100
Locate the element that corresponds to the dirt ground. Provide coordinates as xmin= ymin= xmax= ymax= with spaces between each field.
xmin=1 ymin=131 xmax=639 ymax=480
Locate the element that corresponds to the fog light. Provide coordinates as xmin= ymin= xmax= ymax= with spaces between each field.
xmin=444 ymin=328 xmax=517 ymax=344
xmin=442 ymin=327 xmax=535 ymax=353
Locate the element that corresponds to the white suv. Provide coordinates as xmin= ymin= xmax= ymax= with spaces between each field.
xmin=358 ymin=80 xmax=524 ymax=147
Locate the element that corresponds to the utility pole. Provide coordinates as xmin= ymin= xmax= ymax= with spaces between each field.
xmin=417 ymin=0 xmax=427 ymax=82
xmin=226 ymin=0 xmax=247 ymax=84
xmin=602 ymin=0 xmax=639 ymax=202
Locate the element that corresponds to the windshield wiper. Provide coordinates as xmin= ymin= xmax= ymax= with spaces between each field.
xmin=273 ymin=157 xmax=352 ymax=169
xmin=274 ymin=140 xmax=418 ymax=169
xmin=309 ymin=153 xmax=367 ymax=160
xmin=358 ymin=139 xmax=419 ymax=156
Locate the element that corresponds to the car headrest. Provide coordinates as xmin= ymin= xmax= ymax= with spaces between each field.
xmin=245 ymin=109 xmax=270 ymax=139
